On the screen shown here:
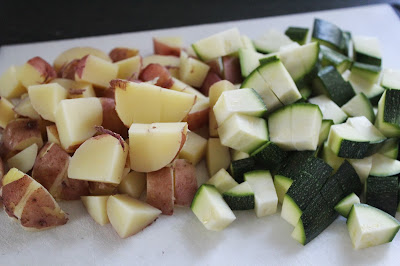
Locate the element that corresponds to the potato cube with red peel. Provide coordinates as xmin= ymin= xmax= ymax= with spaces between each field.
xmin=109 ymin=47 xmax=139 ymax=62
xmin=0 ymin=66 xmax=26 ymax=98
xmin=0 ymin=97 xmax=16 ymax=128
xmin=173 ymin=159 xmax=197 ymax=206
xmin=68 ymin=134 xmax=128 ymax=184
xmin=99 ymin=97 xmax=127 ymax=138
xmin=0 ymin=158 xmax=5 ymax=188
xmin=17 ymin=57 xmax=57 ymax=88
xmin=107 ymin=194 xmax=161 ymax=238
xmin=113 ymin=80 xmax=195 ymax=125
xmin=32 ymin=142 xmax=89 ymax=200
xmin=115 ymin=55 xmax=142 ymax=79
xmin=209 ymin=110 xmax=219 ymax=137
xmin=139 ymin=63 xmax=173 ymax=88
xmin=142 ymin=55 xmax=180 ymax=68
xmin=183 ymin=97 xmax=210 ymax=130
xmin=81 ymin=195 xmax=110 ymax=225
xmin=46 ymin=125 xmax=61 ymax=146
xmin=50 ymin=78 xmax=95 ymax=99
xmin=180 ymin=51 xmax=210 ymax=87
xmin=153 ymin=36 xmax=182 ymax=56
xmin=179 ymin=131 xmax=207 ymax=165
xmin=55 ymin=98 xmax=103 ymax=151
xmin=13 ymin=95 xmax=40 ymax=120
xmin=206 ymin=138 xmax=231 ymax=176
xmin=3 ymin=119 xmax=43 ymax=151
xmin=7 ymin=143 xmax=38 ymax=173
xmin=209 ymin=80 xmax=236 ymax=107
xmin=118 ymin=171 xmax=146 ymax=198
xmin=146 ymin=166 xmax=174 ymax=215
xmin=53 ymin=46 xmax=111 ymax=72
xmin=28 ymin=83 xmax=67 ymax=122
xmin=1 ymin=168 xmax=68 ymax=231
xmin=75 ymin=55 xmax=118 ymax=89
xmin=129 ymin=122 xmax=188 ymax=172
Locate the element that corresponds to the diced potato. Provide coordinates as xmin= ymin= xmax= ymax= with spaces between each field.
xmin=179 ymin=131 xmax=207 ymax=165
xmin=146 ymin=166 xmax=174 ymax=215
xmin=17 ymin=57 xmax=57 ymax=87
xmin=0 ymin=66 xmax=26 ymax=98
xmin=7 ymin=143 xmax=38 ymax=173
xmin=118 ymin=171 xmax=146 ymax=198
xmin=173 ymin=159 xmax=197 ymax=206
xmin=206 ymin=138 xmax=231 ymax=176
xmin=2 ymin=119 xmax=43 ymax=151
xmin=0 ymin=97 xmax=16 ymax=129
xmin=81 ymin=196 xmax=110 ymax=225
xmin=75 ymin=55 xmax=118 ymax=89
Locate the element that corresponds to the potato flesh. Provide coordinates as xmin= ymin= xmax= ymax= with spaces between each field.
xmin=0 ymin=65 xmax=26 ymax=98
xmin=28 ymin=83 xmax=67 ymax=122
xmin=179 ymin=52 xmax=210 ymax=87
xmin=13 ymin=95 xmax=41 ymax=120
xmin=129 ymin=123 xmax=187 ymax=172
xmin=46 ymin=125 xmax=61 ymax=146
xmin=7 ymin=143 xmax=38 ymax=173
xmin=55 ymin=98 xmax=103 ymax=150
xmin=206 ymin=138 xmax=231 ymax=176
xmin=179 ymin=131 xmax=207 ymax=165
xmin=68 ymin=134 xmax=128 ymax=184
xmin=0 ymin=97 xmax=16 ymax=129
xmin=118 ymin=171 xmax=146 ymax=198
xmin=75 ymin=55 xmax=118 ymax=89
xmin=107 ymin=194 xmax=161 ymax=238
xmin=51 ymin=78 xmax=95 ymax=99
xmin=81 ymin=196 xmax=110 ymax=225
xmin=115 ymin=55 xmax=142 ymax=79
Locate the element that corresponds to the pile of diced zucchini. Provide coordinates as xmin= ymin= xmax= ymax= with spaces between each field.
xmin=190 ymin=18 xmax=400 ymax=250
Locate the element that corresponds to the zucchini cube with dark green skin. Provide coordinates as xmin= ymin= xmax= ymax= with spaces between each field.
xmin=222 ymin=182 xmax=255 ymax=210
xmin=366 ymin=176 xmax=399 ymax=217
xmin=229 ymin=157 xmax=256 ymax=183
xmin=334 ymin=160 xmax=362 ymax=196
xmin=320 ymin=45 xmax=352 ymax=73
xmin=334 ymin=193 xmax=360 ymax=218
xmin=285 ymin=27 xmax=309 ymax=45
xmin=312 ymin=18 xmax=344 ymax=52
xmin=312 ymin=66 xmax=355 ymax=107
xmin=353 ymin=36 xmax=382 ymax=66
xmin=250 ymin=141 xmax=288 ymax=170
xmin=376 ymin=89 xmax=400 ymax=137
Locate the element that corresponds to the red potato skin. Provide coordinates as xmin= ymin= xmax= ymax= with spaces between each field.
xmin=3 ymin=119 xmax=43 ymax=151
xmin=20 ymin=187 xmax=68 ymax=229
xmin=60 ymin=177 xmax=89 ymax=200
xmin=139 ymin=63 xmax=174 ymax=88
xmin=146 ymin=166 xmax=174 ymax=215
xmin=184 ymin=107 xmax=210 ymax=131
xmin=173 ymin=159 xmax=197 ymax=206
xmin=222 ymin=56 xmax=243 ymax=84
xmin=75 ymin=55 xmax=88 ymax=79
xmin=95 ymin=87 xmax=115 ymax=99
xmin=99 ymin=98 xmax=128 ymax=139
xmin=58 ymin=59 xmax=80 ymax=80
xmin=153 ymin=38 xmax=181 ymax=57
xmin=1 ymin=175 xmax=33 ymax=218
xmin=28 ymin=57 xmax=57 ymax=83
xmin=109 ymin=47 xmax=139 ymax=63
xmin=88 ymin=182 xmax=118 ymax=196
xmin=0 ymin=158 xmax=4 ymax=188
xmin=200 ymin=71 xmax=222 ymax=96
xmin=207 ymin=59 xmax=223 ymax=76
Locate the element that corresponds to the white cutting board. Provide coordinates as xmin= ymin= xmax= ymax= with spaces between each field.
xmin=1 ymin=4 xmax=400 ymax=266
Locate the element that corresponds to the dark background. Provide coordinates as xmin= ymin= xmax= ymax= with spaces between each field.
xmin=1 ymin=0 xmax=399 ymax=46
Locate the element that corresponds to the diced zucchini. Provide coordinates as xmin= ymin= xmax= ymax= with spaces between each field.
xmin=378 ymin=138 xmax=399 ymax=159
xmin=347 ymin=204 xmax=400 ymax=249
xmin=348 ymin=156 xmax=373 ymax=184
xmin=257 ymin=57 xmax=302 ymax=105
xmin=218 ymin=113 xmax=268 ymax=153
xmin=191 ymin=184 xmax=236 ymax=231
xmin=269 ymin=103 xmax=322 ymax=151
xmin=230 ymin=149 xmax=249 ymax=161
xmin=319 ymin=175 xmax=346 ymax=208
xmin=254 ymin=29 xmax=293 ymax=54
xmin=207 ymin=168 xmax=239 ymax=194
xmin=381 ymin=68 xmax=400 ymax=90
xmin=274 ymin=175 xmax=294 ymax=204
xmin=222 ymin=181 xmax=255 ymax=210
xmin=240 ymin=35 xmax=256 ymax=51
xmin=192 ymin=28 xmax=243 ymax=61
xmin=292 ymin=194 xmax=338 ymax=245
xmin=353 ymin=36 xmax=382 ymax=66
xmin=285 ymin=27 xmax=309 ymax=45
xmin=312 ymin=66 xmax=355 ymax=106
xmin=240 ymin=68 xmax=283 ymax=112
xmin=229 ymin=157 xmax=256 ymax=183
xmin=318 ymin=120 xmax=334 ymax=146
xmin=281 ymin=157 xmax=333 ymax=226
xmin=342 ymin=31 xmax=354 ymax=59
xmin=369 ymin=153 xmax=400 ymax=177
xmin=250 ymin=141 xmax=288 ymax=170
xmin=346 ymin=69 xmax=385 ymax=105
xmin=322 ymin=141 xmax=345 ymax=171
xmin=351 ymin=62 xmax=381 ymax=84
xmin=238 ymin=48 xmax=265 ymax=77
xmin=341 ymin=93 xmax=375 ymax=123
xmin=312 ymin=18 xmax=343 ymax=51
xmin=244 ymin=170 xmax=278 ymax=217
xmin=366 ymin=175 xmax=398 ymax=217
xmin=213 ymin=88 xmax=267 ymax=125
xmin=375 ymin=89 xmax=400 ymax=137
xmin=334 ymin=160 xmax=363 ymax=196
xmin=334 ymin=193 xmax=360 ymax=218
xmin=308 ymin=95 xmax=347 ymax=124
xmin=320 ymin=45 xmax=352 ymax=73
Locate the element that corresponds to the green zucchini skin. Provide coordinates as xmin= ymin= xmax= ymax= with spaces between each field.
xmin=366 ymin=175 xmax=399 ymax=217
xmin=312 ymin=19 xmax=343 ymax=51
xmin=223 ymin=193 xmax=255 ymax=210
xmin=229 ymin=157 xmax=257 ymax=183
xmin=334 ymin=160 xmax=363 ymax=196
xmin=383 ymin=89 xmax=400 ymax=128
xmin=285 ymin=27 xmax=309 ymax=45
xmin=251 ymin=141 xmax=289 ymax=170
